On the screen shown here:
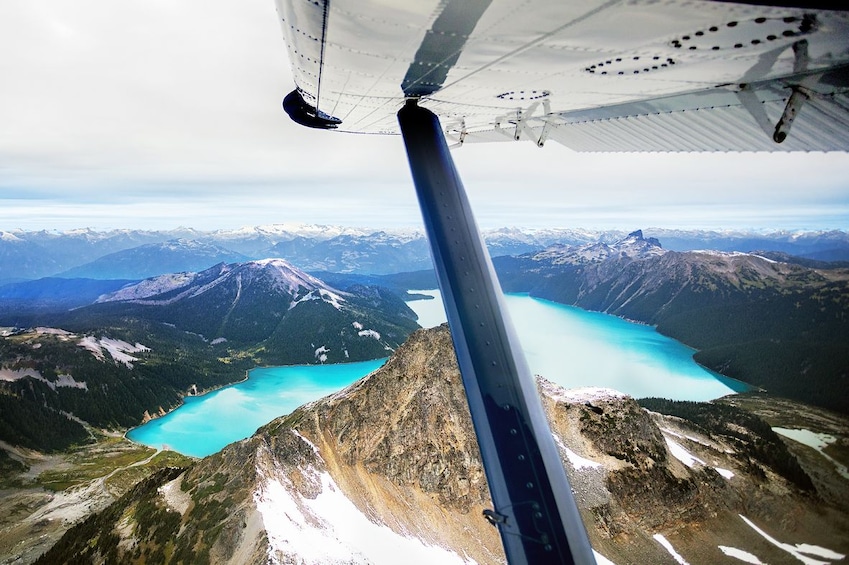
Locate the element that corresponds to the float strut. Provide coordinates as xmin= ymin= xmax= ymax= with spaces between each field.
xmin=398 ymin=99 xmax=596 ymax=565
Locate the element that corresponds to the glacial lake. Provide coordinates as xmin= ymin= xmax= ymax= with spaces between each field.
xmin=127 ymin=291 xmax=745 ymax=457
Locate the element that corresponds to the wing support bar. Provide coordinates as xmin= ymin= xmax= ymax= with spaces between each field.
xmin=398 ymin=99 xmax=595 ymax=565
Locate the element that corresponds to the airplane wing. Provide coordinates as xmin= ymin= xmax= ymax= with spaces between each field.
xmin=274 ymin=0 xmax=849 ymax=150
xmin=271 ymin=2 xmax=849 ymax=564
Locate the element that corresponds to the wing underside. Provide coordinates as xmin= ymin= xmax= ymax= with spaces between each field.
xmin=274 ymin=0 xmax=849 ymax=151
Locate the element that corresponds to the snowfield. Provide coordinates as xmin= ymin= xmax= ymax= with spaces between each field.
xmin=78 ymin=336 xmax=150 ymax=368
xmin=553 ymin=434 xmax=602 ymax=471
xmin=663 ymin=436 xmax=734 ymax=480
xmin=654 ymin=534 xmax=690 ymax=565
xmin=255 ymin=466 xmax=475 ymax=564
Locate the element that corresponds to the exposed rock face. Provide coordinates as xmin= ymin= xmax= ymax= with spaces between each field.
xmin=36 ymin=325 xmax=849 ymax=565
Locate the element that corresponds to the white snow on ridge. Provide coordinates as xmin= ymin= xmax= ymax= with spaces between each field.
xmin=97 ymin=272 xmax=200 ymax=303
xmin=357 ymin=329 xmax=381 ymax=340
xmin=740 ymin=515 xmax=846 ymax=565
xmin=653 ymin=534 xmax=691 ymax=565
xmin=665 ymin=437 xmax=706 ymax=469
xmin=719 ymin=546 xmax=766 ymax=564
xmin=552 ymin=434 xmax=602 ymax=470
xmin=78 ymin=336 xmax=150 ymax=367
xmin=663 ymin=436 xmax=734 ymax=479
xmin=255 ymin=465 xmax=476 ymax=565
xmin=543 ymin=385 xmax=627 ymax=405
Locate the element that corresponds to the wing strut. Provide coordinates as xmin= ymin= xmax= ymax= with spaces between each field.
xmin=398 ymin=99 xmax=596 ymax=565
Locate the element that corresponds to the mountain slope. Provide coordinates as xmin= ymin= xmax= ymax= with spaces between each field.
xmin=85 ymin=259 xmax=420 ymax=363
xmin=37 ymin=325 xmax=849 ymax=565
xmin=494 ymin=230 xmax=849 ymax=413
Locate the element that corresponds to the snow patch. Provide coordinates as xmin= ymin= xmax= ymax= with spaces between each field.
xmin=714 ymin=467 xmax=735 ymax=479
xmin=665 ymin=437 xmax=706 ymax=468
xmin=357 ymin=329 xmax=381 ymax=340
xmin=78 ymin=336 xmax=150 ymax=368
xmin=660 ymin=427 xmax=712 ymax=447
xmin=653 ymin=534 xmax=690 ymax=565
xmin=255 ymin=465 xmax=476 ymax=565
xmin=593 ymin=550 xmax=617 ymax=565
xmin=35 ymin=327 xmax=74 ymax=337
xmin=719 ymin=546 xmax=766 ymax=564
xmin=0 ymin=368 xmax=42 ymax=382
xmin=740 ymin=515 xmax=846 ymax=565
xmin=315 ymin=345 xmax=329 ymax=363
xmin=541 ymin=385 xmax=627 ymax=405
xmin=97 ymin=272 xmax=199 ymax=303
xmin=664 ymin=436 xmax=734 ymax=479
xmin=553 ymin=435 xmax=602 ymax=470
xmin=291 ymin=288 xmax=346 ymax=311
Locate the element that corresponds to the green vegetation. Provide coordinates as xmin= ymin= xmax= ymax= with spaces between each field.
xmin=0 ymin=390 xmax=92 ymax=452
xmin=638 ymin=398 xmax=814 ymax=491
xmin=0 ymin=449 xmax=27 ymax=487
xmin=35 ymin=437 xmax=156 ymax=491
xmin=34 ymin=466 xmax=187 ymax=565
xmin=0 ymin=322 xmax=253 ymax=450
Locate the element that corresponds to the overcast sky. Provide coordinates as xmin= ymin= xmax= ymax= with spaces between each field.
xmin=1 ymin=0 xmax=847 ymax=233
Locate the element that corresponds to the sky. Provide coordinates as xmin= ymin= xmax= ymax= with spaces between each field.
xmin=0 ymin=0 xmax=847 ymax=233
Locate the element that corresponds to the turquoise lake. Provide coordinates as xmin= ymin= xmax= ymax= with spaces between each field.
xmin=126 ymin=359 xmax=385 ymax=457
xmin=127 ymin=291 xmax=745 ymax=457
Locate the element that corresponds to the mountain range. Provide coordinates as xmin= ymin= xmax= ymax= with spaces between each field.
xmin=35 ymin=325 xmax=849 ymax=564
xmin=3 ymin=225 xmax=848 ymax=283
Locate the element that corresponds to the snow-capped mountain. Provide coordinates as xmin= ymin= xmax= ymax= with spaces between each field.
xmin=38 ymin=325 xmax=847 ymax=564
xmin=88 ymin=259 xmax=420 ymax=364
xmin=530 ymin=229 xmax=665 ymax=265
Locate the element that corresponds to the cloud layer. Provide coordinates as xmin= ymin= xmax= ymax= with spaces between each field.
xmin=0 ymin=0 xmax=846 ymax=231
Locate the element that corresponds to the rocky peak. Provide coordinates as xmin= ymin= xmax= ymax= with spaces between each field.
xmin=530 ymin=229 xmax=665 ymax=266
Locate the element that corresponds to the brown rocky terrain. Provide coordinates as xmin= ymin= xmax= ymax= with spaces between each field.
xmin=34 ymin=325 xmax=849 ymax=564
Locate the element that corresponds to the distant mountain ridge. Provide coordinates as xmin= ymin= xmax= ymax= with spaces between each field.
xmin=59 ymin=239 xmax=250 ymax=279
xmin=3 ymin=225 xmax=848 ymax=282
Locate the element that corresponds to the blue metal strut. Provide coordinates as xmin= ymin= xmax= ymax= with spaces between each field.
xmin=398 ymin=99 xmax=596 ymax=565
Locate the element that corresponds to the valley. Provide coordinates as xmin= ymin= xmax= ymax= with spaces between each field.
xmin=0 ymin=225 xmax=847 ymax=563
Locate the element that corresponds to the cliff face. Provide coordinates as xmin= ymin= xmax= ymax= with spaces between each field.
xmin=37 ymin=325 xmax=849 ymax=565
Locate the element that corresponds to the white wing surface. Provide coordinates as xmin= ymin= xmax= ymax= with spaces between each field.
xmin=274 ymin=0 xmax=849 ymax=151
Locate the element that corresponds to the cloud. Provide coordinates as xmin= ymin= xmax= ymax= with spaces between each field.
xmin=0 ymin=0 xmax=847 ymax=232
